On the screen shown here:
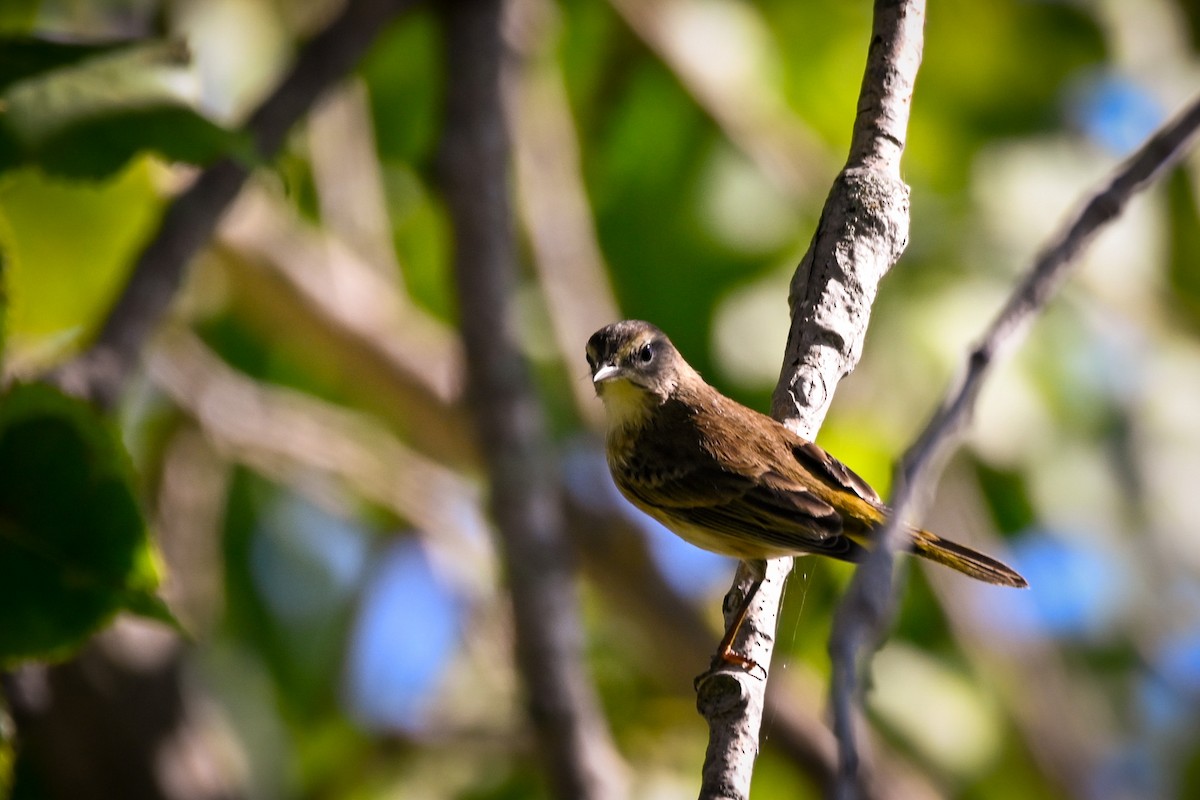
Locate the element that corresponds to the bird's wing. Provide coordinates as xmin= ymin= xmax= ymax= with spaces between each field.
xmin=790 ymin=439 xmax=883 ymax=506
xmin=618 ymin=460 xmax=858 ymax=557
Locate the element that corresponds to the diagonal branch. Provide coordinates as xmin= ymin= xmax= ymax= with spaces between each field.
xmin=697 ymin=2 xmax=925 ymax=798
xmin=828 ymin=93 xmax=1200 ymax=799
xmin=54 ymin=0 xmax=420 ymax=410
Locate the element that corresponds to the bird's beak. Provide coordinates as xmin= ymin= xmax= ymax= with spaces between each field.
xmin=592 ymin=364 xmax=621 ymax=385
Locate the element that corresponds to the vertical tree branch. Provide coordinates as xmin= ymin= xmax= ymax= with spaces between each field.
xmin=505 ymin=0 xmax=622 ymax=426
xmin=697 ymin=2 xmax=925 ymax=797
xmin=436 ymin=1 xmax=627 ymax=797
xmin=828 ymin=91 xmax=1200 ymax=799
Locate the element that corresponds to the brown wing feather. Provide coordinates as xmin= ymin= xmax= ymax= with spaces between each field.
xmin=615 ymin=449 xmax=855 ymax=557
xmin=791 ymin=439 xmax=882 ymax=506
xmin=613 ymin=389 xmax=873 ymax=559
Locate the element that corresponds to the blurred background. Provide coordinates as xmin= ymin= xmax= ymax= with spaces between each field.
xmin=3 ymin=0 xmax=1200 ymax=797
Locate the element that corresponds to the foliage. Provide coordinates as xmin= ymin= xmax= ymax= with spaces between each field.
xmin=0 ymin=383 xmax=170 ymax=665
xmin=0 ymin=37 xmax=244 ymax=178
xmin=3 ymin=0 xmax=1200 ymax=799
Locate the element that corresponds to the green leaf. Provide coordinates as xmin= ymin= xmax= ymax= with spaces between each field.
xmin=0 ymin=727 xmax=10 ymax=800
xmin=0 ymin=38 xmax=246 ymax=179
xmin=0 ymin=160 xmax=163 ymax=362
xmin=0 ymin=382 xmax=173 ymax=666
xmin=0 ymin=241 xmax=6 ymax=370
xmin=0 ymin=37 xmax=135 ymax=93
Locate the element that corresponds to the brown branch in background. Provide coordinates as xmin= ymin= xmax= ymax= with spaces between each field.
xmin=436 ymin=1 xmax=628 ymax=797
xmin=695 ymin=2 xmax=925 ymax=797
xmin=54 ymin=0 xmax=419 ymax=410
xmin=924 ymin=470 xmax=1115 ymax=795
xmin=828 ymin=93 xmax=1200 ymax=799
xmin=505 ymin=0 xmax=622 ymax=425
xmin=4 ymin=622 xmax=244 ymax=800
xmin=153 ymin=428 xmax=231 ymax=637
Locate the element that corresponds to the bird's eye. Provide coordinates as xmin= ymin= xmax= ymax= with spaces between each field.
xmin=637 ymin=342 xmax=654 ymax=364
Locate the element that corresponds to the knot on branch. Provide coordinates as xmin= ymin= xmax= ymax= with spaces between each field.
xmin=833 ymin=167 xmax=911 ymax=263
xmin=695 ymin=670 xmax=752 ymax=716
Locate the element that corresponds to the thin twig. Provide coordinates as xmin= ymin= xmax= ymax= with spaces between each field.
xmin=828 ymin=92 xmax=1200 ymax=800
xmin=697 ymin=2 xmax=925 ymax=798
xmin=54 ymin=0 xmax=418 ymax=410
xmin=437 ymin=0 xmax=628 ymax=797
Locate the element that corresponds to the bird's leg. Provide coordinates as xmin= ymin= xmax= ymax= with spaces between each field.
xmin=713 ymin=576 xmax=765 ymax=678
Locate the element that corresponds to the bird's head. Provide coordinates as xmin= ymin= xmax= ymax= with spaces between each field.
xmin=586 ymin=321 xmax=690 ymax=424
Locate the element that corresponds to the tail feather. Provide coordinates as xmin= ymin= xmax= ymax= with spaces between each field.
xmin=910 ymin=528 xmax=1028 ymax=588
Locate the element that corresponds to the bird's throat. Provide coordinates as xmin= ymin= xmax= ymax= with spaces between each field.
xmin=599 ymin=378 xmax=656 ymax=434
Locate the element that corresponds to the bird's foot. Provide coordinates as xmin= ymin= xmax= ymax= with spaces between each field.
xmin=693 ymin=648 xmax=766 ymax=691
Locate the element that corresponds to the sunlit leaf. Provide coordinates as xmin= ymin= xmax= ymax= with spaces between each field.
xmin=0 ymin=159 xmax=163 ymax=365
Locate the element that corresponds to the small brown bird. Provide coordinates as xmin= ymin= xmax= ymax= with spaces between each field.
xmin=587 ymin=320 xmax=1027 ymax=669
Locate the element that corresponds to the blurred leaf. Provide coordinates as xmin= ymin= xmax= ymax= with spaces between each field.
xmin=0 ymin=382 xmax=171 ymax=666
xmin=0 ymin=158 xmax=163 ymax=363
xmin=972 ymin=457 xmax=1036 ymax=536
xmin=0 ymin=712 xmax=10 ymax=800
xmin=1166 ymin=168 xmax=1200 ymax=331
xmin=909 ymin=2 xmax=1104 ymax=194
xmin=1183 ymin=744 xmax=1200 ymax=800
xmin=0 ymin=243 xmax=6 ymax=369
xmin=0 ymin=36 xmax=137 ymax=93
xmin=0 ymin=37 xmax=245 ymax=179
xmin=122 ymin=588 xmax=184 ymax=634
xmin=0 ymin=2 xmax=39 ymax=36
xmin=359 ymin=10 xmax=442 ymax=166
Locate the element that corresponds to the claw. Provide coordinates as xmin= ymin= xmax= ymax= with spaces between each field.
xmin=694 ymin=575 xmax=767 ymax=688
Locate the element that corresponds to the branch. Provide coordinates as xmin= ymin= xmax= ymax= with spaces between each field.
xmin=697 ymin=2 xmax=925 ymax=797
xmin=436 ymin=1 xmax=628 ymax=797
xmin=209 ymin=186 xmax=936 ymax=794
xmin=505 ymin=0 xmax=622 ymax=426
xmin=143 ymin=310 xmax=940 ymax=799
xmin=828 ymin=92 xmax=1200 ymax=799
xmin=5 ymin=623 xmax=244 ymax=800
xmin=54 ymin=0 xmax=419 ymax=410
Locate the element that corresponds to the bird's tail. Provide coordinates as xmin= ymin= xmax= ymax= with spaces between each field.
xmin=910 ymin=528 xmax=1027 ymax=588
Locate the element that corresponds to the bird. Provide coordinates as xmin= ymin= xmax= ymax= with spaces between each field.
xmin=586 ymin=319 xmax=1027 ymax=671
